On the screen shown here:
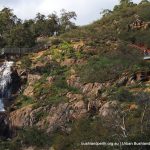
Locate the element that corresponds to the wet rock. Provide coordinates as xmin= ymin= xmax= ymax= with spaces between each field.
xmin=0 ymin=113 xmax=11 ymax=139
xmin=11 ymin=69 xmax=21 ymax=94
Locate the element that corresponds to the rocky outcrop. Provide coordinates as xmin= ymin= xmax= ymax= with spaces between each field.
xmin=60 ymin=58 xmax=76 ymax=67
xmin=67 ymin=75 xmax=82 ymax=89
xmin=67 ymin=74 xmax=111 ymax=98
xmin=11 ymin=68 xmax=22 ymax=94
xmin=19 ymin=70 xmax=28 ymax=84
xmin=87 ymin=98 xmax=104 ymax=113
xmin=38 ymin=100 xmax=87 ymax=133
xmin=99 ymin=101 xmax=120 ymax=119
xmin=82 ymin=82 xmax=103 ymax=97
xmin=0 ymin=113 xmax=11 ymax=139
xmin=116 ymin=76 xmax=128 ymax=87
xmin=66 ymin=92 xmax=83 ymax=102
xmin=10 ymin=105 xmax=34 ymax=127
xmin=10 ymin=96 xmax=87 ymax=134
xmin=23 ymin=74 xmax=41 ymax=97
xmin=73 ymin=40 xmax=84 ymax=51
xmin=115 ymin=71 xmax=150 ymax=87
xmin=83 ymin=46 xmax=97 ymax=54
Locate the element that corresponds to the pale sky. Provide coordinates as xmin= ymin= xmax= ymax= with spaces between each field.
xmin=0 ymin=0 xmax=141 ymax=25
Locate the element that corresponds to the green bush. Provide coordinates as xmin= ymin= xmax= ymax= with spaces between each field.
xmin=15 ymin=95 xmax=34 ymax=108
xmin=112 ymin=87 xmax=134 ymax=102
xmin=78 ymin=42 xmax=149 ymax=83
xmin=51 ymin=38 xmax=62 ymax=45
xmin=20 ymin=128 xmax=50 ymax=147
xmin=21 ymin=56 xmax=32 ymax=69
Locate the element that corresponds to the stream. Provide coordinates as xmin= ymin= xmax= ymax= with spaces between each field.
xmin=0 ymin=61 xmax=14 ymax=112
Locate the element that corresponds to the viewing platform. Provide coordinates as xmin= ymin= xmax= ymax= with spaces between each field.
xmin=144 ymin=55 xmax=150 ymax=60
xmin=0 ymin=43 xmax=51 ymax=56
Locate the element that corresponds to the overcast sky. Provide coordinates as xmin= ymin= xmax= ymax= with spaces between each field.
xmin=0 ymin=0 xmax=141 ymax=25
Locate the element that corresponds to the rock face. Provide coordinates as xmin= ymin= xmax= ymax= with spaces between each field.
xmin=99 ymin=101 xmax=120 ymax=119
xmin=67 ymin=74 xmax=111 ymax=98
xmin=82 ymin=83 xmax=103 ymax=97
xmin=60 ymin=58 xmax=76 ymax=67
xmin=67 ymin=75 xmax=82 ymax=89
xmin=19 ymin=70 xmax=28 ymax=84
xmin=23 ymin=74 xmax=41 ymax=97
xmin=116 ymin=76 xmax=128 ymax=87
xmin=66 ymin=92 xmax=83 ymax=102
xmin=87 ymin=99 xmax=101 ymax=115
xmin=40 ymin=100 xmax=86 ymax=133
xmin=10 ymin=96 xmax=87 ymax=134
xmin=10 ymin=66 xmax=144 ymax=137
xmin=11 ymin=68 xmax=21 ymax=94
xmin=9 ymin=94 xmax=120 ymax=135
xmin=0 ymin=113 xmax=11 ymax=139
xmin=10 ymin=105 xmax=34 ymax=127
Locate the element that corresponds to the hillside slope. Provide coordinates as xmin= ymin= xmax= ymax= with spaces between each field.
xmin=1 ymin=1 xmax=150 ymax=150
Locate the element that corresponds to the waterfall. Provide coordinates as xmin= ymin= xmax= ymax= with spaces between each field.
xmin=0 ymin=61 xmax=14 ymax=112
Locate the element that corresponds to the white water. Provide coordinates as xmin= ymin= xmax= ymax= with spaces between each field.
xmin=0 ymin=61 xmax=14 ymax=112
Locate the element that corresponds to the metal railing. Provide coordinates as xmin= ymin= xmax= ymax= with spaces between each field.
xmin=0 ymin=43 xmax=51 ymax=55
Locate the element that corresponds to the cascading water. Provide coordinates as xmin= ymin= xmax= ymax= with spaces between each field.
xmin=0 ymin=61 xmax=14 ymax=112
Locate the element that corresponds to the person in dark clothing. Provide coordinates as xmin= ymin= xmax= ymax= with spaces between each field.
xmin=144 ymin=49 xmax=148 ymax=56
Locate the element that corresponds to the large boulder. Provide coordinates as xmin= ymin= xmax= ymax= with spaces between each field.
xmin=82 ymin=83 xmax=103 ymax=97
xmin=82 ymin=82 xmax=111 ymax=97
xmin=10 ymin=105 xmax=34 ymax=127
xmin=99 ymin=101 xmax=120 ymax=119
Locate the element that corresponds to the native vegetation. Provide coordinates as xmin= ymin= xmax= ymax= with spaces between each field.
xmin=0 ymin=0 xmax=150 ymax=150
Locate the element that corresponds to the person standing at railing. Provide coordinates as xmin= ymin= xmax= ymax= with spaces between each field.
xmin=144 ymin=48 xmax=148 ymax=56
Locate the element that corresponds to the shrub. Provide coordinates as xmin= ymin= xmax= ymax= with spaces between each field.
xmin=15 ymin=95 xmax=34 ymax=109
xmin=20 ymin=128 xmax=50 ymax=147
xmin=51 ymin=38 xmax=62 ymax=45
xmin=20 ymin=56 xmax=32 ymax=69
xmin=78 ymin=43 xmax=148 ymax=83
xmin=112 ymin=87 xmax=134 ymax=102
xmin=135 ymin=92 xmax=150 ymax=104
